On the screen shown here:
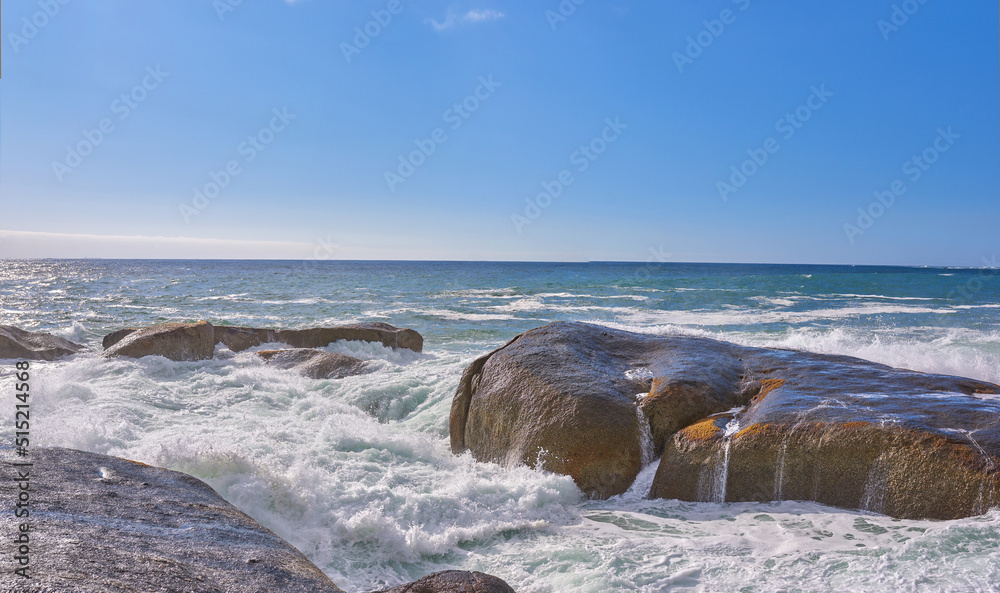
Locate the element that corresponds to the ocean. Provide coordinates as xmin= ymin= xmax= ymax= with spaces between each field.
xmin=2 ymin=259 xmax=999 ymax=592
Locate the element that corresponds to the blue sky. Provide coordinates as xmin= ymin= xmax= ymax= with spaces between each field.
xmin=1 ymin=0 xmax=997 ymax=265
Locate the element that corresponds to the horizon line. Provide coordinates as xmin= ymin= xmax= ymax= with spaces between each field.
xmin=0 ymin=257 xmax=996 ymax=271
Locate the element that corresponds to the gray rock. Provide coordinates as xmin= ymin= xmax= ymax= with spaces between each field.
xmin=215 ymin=322 xmax=423 ymax=353
xmin=102 ymin=321 xmax=216 ymax=362
xmin=370 ymin=570 xmax=516 ymax=593
xmin=101 ymin=321 xmax=423 ymax=364
xmin=0 ymin=447 xmax=345 ymax=592
xmin=0 ymin=325 xmax=84 ymax=361
xmin=258 ymin=348 xmax=371 ymax=380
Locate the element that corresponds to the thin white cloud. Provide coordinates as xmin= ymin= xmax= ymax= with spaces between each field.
xmin=428 ymin=8 xmax=505 ymax=32
xmin=0 ymin=230 xmax=553 ymax=261
xmin=0 ymin=230 xmax=317 ymax=260
xmin=464 ymin=9 xmax=505 ymax=23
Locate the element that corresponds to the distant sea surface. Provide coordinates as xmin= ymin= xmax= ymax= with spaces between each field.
xmin=2 ymin=259 xmax=999 ymax=592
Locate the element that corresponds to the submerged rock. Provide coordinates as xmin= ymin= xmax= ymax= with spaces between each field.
xmin=215 ymin=322 xmax=423 ymax=353
xmin=258 ymin=348 xmax=371 ymax=380
xmin=0 ymin=447 xmax=345 ymax=592
xmin=102 ymin=321 xmax=216 ymax=361
xmin=370 ymin=570 xmax=516 ymax=593
xmin=0 ymin=325 xmax=84 ymax=360
xmin=214 ymin=325 xmax=272 ymax=352
xmin=452 ymin=321 xmax=1000 ymax=518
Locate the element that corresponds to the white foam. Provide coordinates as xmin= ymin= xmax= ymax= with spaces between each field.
xmin=580 ymin=302 xmax=959 ymax=330
xmin=744 ymin=327 xmax=1000 ymax=384
xmin=51 ymin=321 xmax=88 ymax=343
xmin=370 ymin=307 xmax=520 ymax=322
xmin=592 ymin=322 xmax=1000 ymax=385
xmin=434 ymin=288 xmax=519 ymax=299
xmin=830 ymin=293 xmax=936 ymax=301
xmin=5 ymin=350 xmax=586 ymax=590
xmin=31 ymin=350 xmax=980 ymax=593
xmin=625 ymin=368 xmax=655 ymax=382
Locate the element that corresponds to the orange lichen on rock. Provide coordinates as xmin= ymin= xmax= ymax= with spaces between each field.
xmin=840 ymin=421 xmax=871 ymax=430
xmin=734 ymin=422 xmax=775 ymax=439
xmin=750 ymin=378 xmax=785 ymax=405
xmin=679 ymin=418 xmax=723 ymax=442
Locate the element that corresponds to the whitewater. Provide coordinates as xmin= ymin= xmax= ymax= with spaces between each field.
xmin=1 ymin=259 xmax=999 ymax=592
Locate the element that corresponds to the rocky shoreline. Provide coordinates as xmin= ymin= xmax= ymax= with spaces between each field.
xmin=4 ymin=319 xmax=1000 ymax=589
xmin=0 ymin=447 xmax=513 ymax=593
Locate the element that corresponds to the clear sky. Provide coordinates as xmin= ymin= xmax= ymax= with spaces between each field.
xmin=1 ymin=0 xmax=997 ymax=265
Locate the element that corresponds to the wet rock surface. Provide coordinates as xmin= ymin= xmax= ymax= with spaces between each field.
xmin=215 ymin=322 xmax=423 ymax=353
xmin=0 ymin=447 xmax=345 ymax=592
xmin=102 ymin=321 xmax=216 ymax=362
xmin=0 ymin=325 xmax=84 ymax=361
xmin=451 ymin=324 xmax=658 ymax=498
xmin=102 ymin=327 xmax=139 ymax=349
xmin=102 ymin=322 xmax=423 ymax=359
xmin=258 ymin=348 xmax=372 ymax=380
xmin=652 ymin=347 xmax=1000 ymax=519
xmin=453 ymin=321 xmax=1000 ymax=517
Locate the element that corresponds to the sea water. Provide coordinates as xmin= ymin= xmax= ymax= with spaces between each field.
xmin=1 ymin=259 xmax=999 ymax=592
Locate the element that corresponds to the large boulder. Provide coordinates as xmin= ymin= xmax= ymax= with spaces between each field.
xmin=0 ymin=325 xmax=84 ymax=360
xmin=452 ymin=321 xmax=1000 ymax=518
xmin=102 ymin=321 xmax=216 ymax=361
xmin=451 ymin=322 xmax=745 ymax=498
xmin=370 ymin=570 xmax=516 ymax=593
xmin=258 ymin=348 xmax=371 ymax=380
xmin=650 ymin=347 xmax=1000 ymax=520
xmin=0 ymin=447 xmax=345 ymax=592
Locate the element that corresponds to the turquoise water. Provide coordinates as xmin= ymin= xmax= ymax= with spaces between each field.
xmin=2 ymin=259 xmax=999 ymax=592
